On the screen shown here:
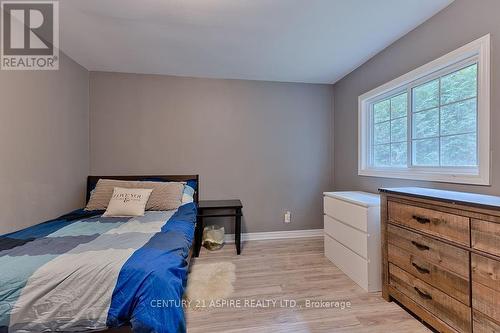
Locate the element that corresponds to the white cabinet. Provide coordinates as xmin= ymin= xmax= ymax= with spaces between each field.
xmin=323 ymin=191 xmax=381 ymax=292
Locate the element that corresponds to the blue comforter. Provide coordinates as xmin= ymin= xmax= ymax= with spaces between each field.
xmin=0 ymin=203 xmax=196 ymax=333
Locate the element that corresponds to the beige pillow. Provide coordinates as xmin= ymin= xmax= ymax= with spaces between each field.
xmin=103 ymin=187 xmax=153 ymax=217
xmin=85 ymin=179 xmax=184 ymax=211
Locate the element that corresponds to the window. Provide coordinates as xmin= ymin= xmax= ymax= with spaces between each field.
xmin=372 ymin=93 xmax=408 ymax=167
xmin=358 ymin=35 xmax=490 ymax=185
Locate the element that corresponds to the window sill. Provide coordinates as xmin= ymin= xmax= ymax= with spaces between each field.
xmin=358 ymin=168 xmax=490 ymax=186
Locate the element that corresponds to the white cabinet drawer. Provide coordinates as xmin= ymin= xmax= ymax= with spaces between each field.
xmin=324 ymin=234 xmax=370 ymax=290
xmin=324 ymin=214 xmax=368 ymax=259
xmin=324 ymin=195 xmax=368 ymax=232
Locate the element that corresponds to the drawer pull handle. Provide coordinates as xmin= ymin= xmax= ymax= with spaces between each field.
xmin=412 ymin=215 xmax=431 ymax=224
xmin=414 ymin=287 xmax=433 ymax=300
xmin=412 ymin=262 xmax=430 ymax=274
xmin=411 ymin=241 xmax=430 ymax=251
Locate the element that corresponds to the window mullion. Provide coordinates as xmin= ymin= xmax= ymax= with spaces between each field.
xmin=438 ymin=77 xmax=442 ymax=167
xmin=370 ymin=103 xmax=374 ymax=167
xmin=389 ymin=98 xmax=392 ymax=166
xmin=407 ymin=86 xmax=412 ymax=169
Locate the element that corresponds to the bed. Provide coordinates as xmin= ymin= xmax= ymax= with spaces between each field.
xmin=0 ymin=175 xmax=199 ymax=333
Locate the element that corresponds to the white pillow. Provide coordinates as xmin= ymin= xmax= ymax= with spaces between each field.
xmin=181 ymin=184 xmax=195 ymax=204
xmin=103 ymin=187 xmax=153 ymax=217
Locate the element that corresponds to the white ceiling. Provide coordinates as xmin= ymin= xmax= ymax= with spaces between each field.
xmin=60 ymin=0 xmax=453 ymax=84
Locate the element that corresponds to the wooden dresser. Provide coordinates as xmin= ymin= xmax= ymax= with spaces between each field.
xmin=380 ymin=187 xmax=500 ymax=333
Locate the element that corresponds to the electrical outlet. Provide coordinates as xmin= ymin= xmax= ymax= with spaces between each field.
xmin=284 ymin=211 xmax=291 ymax=223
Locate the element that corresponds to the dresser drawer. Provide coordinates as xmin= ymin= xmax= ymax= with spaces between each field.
xmin=472 ymin=219 xmax=500 ymax=257
xmin=389 ymin=263 xmax=471 ymax=333
xmin=473 ymin=310 xmax=500 ymax=333
xmin=388 ymin=243 xmax=469 ymax=305
xmin=388 ymin=200 xmax=470 ymax=246
xmin=472 ymin=254 xmax=500 ymax=323
xmin=388 ymin=224 xmax=469 ymax=278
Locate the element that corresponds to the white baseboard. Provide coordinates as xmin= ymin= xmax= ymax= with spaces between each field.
xmin=224 ymin=229 xmax=324 ymax=243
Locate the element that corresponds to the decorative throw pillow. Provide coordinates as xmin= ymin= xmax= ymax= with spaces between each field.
xmin=85 ymin=179 xmax=184 ymax=211
xmin=102 ymin=187 xmax=153 ymax=217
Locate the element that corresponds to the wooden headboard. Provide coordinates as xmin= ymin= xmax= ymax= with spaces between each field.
xmin=86 ymin=175 xmax=199 ymax=203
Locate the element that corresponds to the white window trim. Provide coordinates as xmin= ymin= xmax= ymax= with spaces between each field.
xmin=358 ymin=34 xmax=490 ymax=185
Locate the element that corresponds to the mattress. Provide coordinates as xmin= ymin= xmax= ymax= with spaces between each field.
xmin=0 ymin=203 xmax=197 ymax=333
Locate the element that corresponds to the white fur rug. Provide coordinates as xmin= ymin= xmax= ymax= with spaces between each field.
xmin=185 ymin=262 xmax=236 ymax=308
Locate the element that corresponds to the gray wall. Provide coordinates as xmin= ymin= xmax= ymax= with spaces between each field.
xmin=0 ymin=53 xmax=89 ymax=234
xmin=333 ymin=0 xmax=499 ymax=195
xmin=90 ymin=72 xmax=333 ymax=233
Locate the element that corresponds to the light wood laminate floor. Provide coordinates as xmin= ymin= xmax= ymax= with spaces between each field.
xmin=186 ymin=237 xmax=430 ymax=333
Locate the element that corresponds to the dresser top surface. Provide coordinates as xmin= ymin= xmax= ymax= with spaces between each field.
xmin=324 ymin=191 xmax=380 ymax=207
xmin=379 ymin=187 xmax=500 ymax=210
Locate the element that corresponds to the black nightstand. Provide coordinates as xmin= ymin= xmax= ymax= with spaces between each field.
xmin=195 ymin=200 xmax=243 ymax=256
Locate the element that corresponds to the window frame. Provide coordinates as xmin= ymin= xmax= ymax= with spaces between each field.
xmin=358 ymin=34 xmax=490 ymax=185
